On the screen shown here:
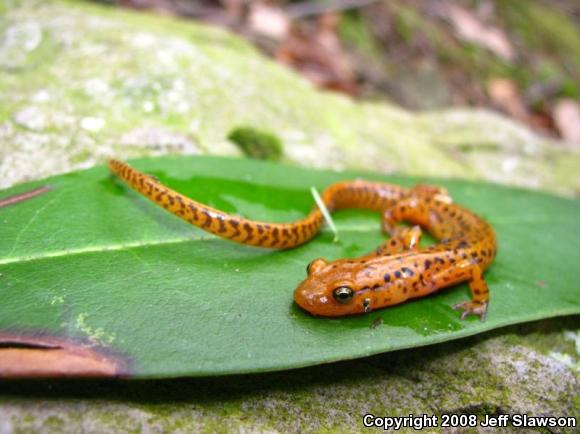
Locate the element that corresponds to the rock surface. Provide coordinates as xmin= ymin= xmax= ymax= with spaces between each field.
xmin=1 ymin=1 xmax=580 ymax=195
xmin=0 ymin=1 xmax=578 ymax=433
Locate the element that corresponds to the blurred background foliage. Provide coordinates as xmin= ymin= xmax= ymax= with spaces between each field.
xmin=99 ymin=0 xmax=580 ymax=146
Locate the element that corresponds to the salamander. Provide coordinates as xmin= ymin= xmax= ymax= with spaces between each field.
xmin=109 ymin=159 xmax=497 ymax=320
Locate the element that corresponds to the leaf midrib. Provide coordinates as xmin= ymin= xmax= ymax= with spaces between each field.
xmin=0 ymin=213 xmax=567 ymax=267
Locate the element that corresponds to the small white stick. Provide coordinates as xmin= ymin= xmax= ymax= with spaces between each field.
xmin=310 ymin=186 xmax=339 ymax=242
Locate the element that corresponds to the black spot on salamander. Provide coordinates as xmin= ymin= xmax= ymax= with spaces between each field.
xmin=394 ymin=270 xmax=402 ymax=279
xmin=243 ymin=222 xmax=254 ymax=242
xmin=462 ymin=253 xmax=468 ymax=259
xmin=457 ymin=240 xmax=470 ymax=249
xmin=435 ymin=257 xmax=444 ymax=264
xmin=202 ymin=210 xmax=212 ymax=228
xmin=471 ymin=251 xmax=478 ymax=258
xmin=424 ymin=260 xmax=432 ymax=270
xmin=401 ymin=267 xmax=414 ymax=277
xmin=372 ymin=284 xmax=382 ymax=291
xmin=390 ymin=239 xmax=397 ymax=246
xmin=402 ymin=287 xmax=408 ymax=294
xmin=291 ymin=226 xmax=299 ymax=240
xmin=272 ymin=227 xmax=279 ymax=243
xmin=450 ymin=258 xmax=456 ymax=263
xmin=383 ymin=273 xmax=391 ymax=283
xmin=217 ymin=216 xmax=227 ymax=233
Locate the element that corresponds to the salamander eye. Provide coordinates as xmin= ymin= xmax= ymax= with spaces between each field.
xmin=333 ymin=286 xmax=354 ymax=304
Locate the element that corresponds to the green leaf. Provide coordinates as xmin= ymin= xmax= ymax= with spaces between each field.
xmin=0 ymin=156 xmax=578 ymax=378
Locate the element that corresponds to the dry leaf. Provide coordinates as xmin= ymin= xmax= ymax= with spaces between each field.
xmin=446 ymin=3 xmax=514 ymax=61
xmin=276 ymin=12 xmax=357 ymax=95
xmin=553 ymin=99 xmax=580 ymax=146
xmin=487 ymin=78 xmax=528 ymax=120
xmin=248 ymin=3 xmax=290 ymax=40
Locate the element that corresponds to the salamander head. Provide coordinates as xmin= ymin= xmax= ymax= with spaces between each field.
xmin=293 ymin=258 xmax=370 ymax=316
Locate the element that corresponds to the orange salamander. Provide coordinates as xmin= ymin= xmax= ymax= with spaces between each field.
xmin=109 ymin=159 xmax=497 ymax=320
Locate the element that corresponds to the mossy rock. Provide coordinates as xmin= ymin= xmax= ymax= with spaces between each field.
xmin=1 ymin=0 xmax=580 ymax=195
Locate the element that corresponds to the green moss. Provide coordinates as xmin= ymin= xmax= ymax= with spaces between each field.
xmin=339 ymin=11 xmax=382 ymax=57
xmin=227 ymin=126 xmax=283 ymax=161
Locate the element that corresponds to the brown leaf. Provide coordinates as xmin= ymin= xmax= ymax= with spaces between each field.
xmin=248 ymin=3 xmax=290 ymax=40
xmin=276 ymin=12 xmax=357 ymax=95
xmin=446 ymin=3 xmax=514 ymax=61
xmin=0 ymin=332 xmax=130 ymax=378
xmin=487 ymin=78 xmax=528 ymax=120
xmin=553 ymin=99 xmax=580 ymax=146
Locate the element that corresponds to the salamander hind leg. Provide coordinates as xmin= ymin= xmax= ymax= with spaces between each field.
xmin=452 ymin=262 xmax=489 ymax=321
xmin=376 ymin=225 xmax=422 ymax=255
xmin=429 ymin=260 xmax=489 ymax=321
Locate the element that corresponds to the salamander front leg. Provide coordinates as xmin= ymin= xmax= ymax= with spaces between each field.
xmin=375 ymin=225 xmax=422 ymax=255
xmin=451 ymin=262 xmax=489 ymax=321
